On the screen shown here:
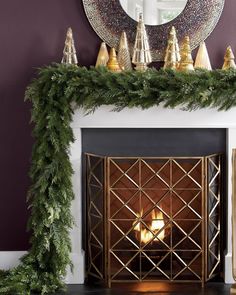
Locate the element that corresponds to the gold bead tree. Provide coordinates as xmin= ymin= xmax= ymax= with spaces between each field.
xmin=178 ymin=36 xmax=194 ymax=71
xmin=164 ymin=26 xmax=180 ymax=70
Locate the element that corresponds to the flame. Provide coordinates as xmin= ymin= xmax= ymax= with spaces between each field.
xmin=133 ymin=210 xmax=165 ymax=244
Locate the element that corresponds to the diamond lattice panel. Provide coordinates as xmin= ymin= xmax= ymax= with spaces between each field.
xmin=86 ymin=154 xmax=222 ymax=286
xmin=206 ymin=155 xmax=221 ymax=281
xmin=86 ymin=154 xmax=105 ymax=280
xmin=108 ymin=157 xmax=204 ymax=283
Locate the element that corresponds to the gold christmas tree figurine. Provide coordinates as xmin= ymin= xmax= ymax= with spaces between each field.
xmin=222 ymin=46 xmax=236 ymax=70
xmin=61 ymin=27 xmax=78 ymax=65
xmin=178 ymin=36 xmax=194 ymax=71
xmin=107 ymin=48 xmax=122 ymax=72
xmin=117 ymin=31 xmax=132 ymax=71
xmin=164 ymin=26 xmax=180 ymax=70
xmin=95 ymin=42 xmax=109 ymax=68
xmin=194 ymin=41 xmax=212 ymax=70
xmin=132 ymin=13 xmax=152 ymax=71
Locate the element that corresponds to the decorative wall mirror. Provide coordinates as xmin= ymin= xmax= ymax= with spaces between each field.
xmin=119 ymin=0 xmax=188 ymax=26
xmin=82 ymin=0 xmax=225 ymax=61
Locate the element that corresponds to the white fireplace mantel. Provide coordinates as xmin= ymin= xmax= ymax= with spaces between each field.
xmin=71 ymin=106 xmax=236 ymax=129
xmin=69 ymin=106 xmax=236 ymax=285
xmin=1 ymin=106 xmax=236 ymax=285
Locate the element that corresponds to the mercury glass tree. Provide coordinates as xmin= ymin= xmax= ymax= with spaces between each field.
xmin=132 ymin=13 xmax=152 ymax=71
xmin=95 ymin=42 xmax=109 ymax=68
xmin=61 ymin=28 xmax=78 ymax=65
xmin=194 ymin=41 xmax=212 ymax=70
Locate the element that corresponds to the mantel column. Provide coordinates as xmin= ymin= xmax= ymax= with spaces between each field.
xmin=68 ymin=127 xmax=85 ymax=284
xmin=225 ymin=128 xmax=236 ymax=284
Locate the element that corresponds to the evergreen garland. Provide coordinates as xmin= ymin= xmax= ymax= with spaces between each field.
xmin=1 ymin=64 xmax=236 ymax=294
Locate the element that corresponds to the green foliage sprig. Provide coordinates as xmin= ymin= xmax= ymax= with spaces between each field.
xmin=1 ymin=64 xmax=236 ymax=294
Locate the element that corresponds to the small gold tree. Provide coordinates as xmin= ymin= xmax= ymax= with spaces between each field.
xmin=222 ymin=46 xmax=236 ymax=70
xmin=107 ymin=48 xmax=122 ymax=72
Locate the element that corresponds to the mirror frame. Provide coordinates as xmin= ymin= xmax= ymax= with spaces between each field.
xmin=82 ymin=0 xmax=225 ymax=61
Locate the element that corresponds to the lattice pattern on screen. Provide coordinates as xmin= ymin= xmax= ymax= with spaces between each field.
xmin=205 ymin=155 xmax=221 ymax=281
xmin=86 ymin=154 xmax=222 ymax=287
xmin=86 ymin=154 xmax=105 ymax=280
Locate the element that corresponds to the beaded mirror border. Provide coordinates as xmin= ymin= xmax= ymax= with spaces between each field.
xmin=82 ymin=0 xmax=225 ymax=61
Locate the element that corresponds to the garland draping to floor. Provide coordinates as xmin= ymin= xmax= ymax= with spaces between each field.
xmin=1 ymin=64 xmax=236 ymax=294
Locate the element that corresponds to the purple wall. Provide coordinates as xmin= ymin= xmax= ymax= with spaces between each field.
xmin=0 ymin=0 xmax=235 ymax=250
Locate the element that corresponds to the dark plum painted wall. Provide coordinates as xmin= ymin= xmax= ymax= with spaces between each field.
xmin=0 ymin=0 xmax=235 ymax=250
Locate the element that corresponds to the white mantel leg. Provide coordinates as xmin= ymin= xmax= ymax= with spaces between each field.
xmin=67 ymin=127 xmax=85 ymax=284
xmin=225 ymin=128 xmax=236 ymax=284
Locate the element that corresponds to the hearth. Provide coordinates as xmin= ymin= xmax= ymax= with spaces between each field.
xmin=85 ymin=153 xmax=222 ymax=287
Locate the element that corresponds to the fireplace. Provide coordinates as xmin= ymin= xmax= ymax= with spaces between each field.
xmin=57 ymin=106 xmax=236 ymax=284
xmin=2 ymin=107 xmax=236 ymax=286
xmin=85 ymin=153 xmax=222 ymax=286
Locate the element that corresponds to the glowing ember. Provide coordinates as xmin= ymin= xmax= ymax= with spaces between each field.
xmin=133 ymin=210 xmax=165 ymax=243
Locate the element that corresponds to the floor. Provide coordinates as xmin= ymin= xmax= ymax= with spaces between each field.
xmin=53 ymin=283 xmax=233 ymax=295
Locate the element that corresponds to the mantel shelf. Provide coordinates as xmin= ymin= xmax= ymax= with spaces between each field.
xmin=72 ymin=106 xmax=236 ymax=129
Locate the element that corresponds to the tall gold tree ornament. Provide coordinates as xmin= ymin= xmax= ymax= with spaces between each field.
xmin=164 ymin=26 xmax=180 ymax=70
xmin=61 ymin=27 xmax=78 ymax=65
xmin=178 ymin=36 xmax=194 ymax=71
xmin=95 ymin=42 xmax=109 ymax=68
xmin=132 ymin=13 xmax=152 ymax=71
xmin=117 ymin=31 xmax=132 ymax=71
xmin=222 ymin=46 xmax=236 ymax=70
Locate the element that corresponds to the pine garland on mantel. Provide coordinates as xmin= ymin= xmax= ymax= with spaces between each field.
xmin=1 ymin=64 xmax=236 ymax=294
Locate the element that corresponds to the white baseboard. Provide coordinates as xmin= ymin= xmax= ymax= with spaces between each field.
xmin=225 ymin=253 xmax=235 ymax=284
xmin=65 ymin=251 xmax=85 ymax=284
xmin=0 ymin=251 xmax=27 ymax=270
xmin=0 ymin=251 xmax=85 ymax=284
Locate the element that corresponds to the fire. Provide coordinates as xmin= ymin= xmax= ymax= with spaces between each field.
xmin=133 ymin=210 xmax=165 ymax=244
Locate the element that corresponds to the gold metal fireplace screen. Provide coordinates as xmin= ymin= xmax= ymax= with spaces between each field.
xmin=86 ymin=154 xmax=222 ymax=287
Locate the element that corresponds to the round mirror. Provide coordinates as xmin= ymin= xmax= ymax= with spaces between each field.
xmin=82 ymin=0 xmax=225 ymax=61
xmin=119 ymin=0 xmax=188 ymax=25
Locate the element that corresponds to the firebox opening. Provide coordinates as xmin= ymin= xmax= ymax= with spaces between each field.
xmin=82 ymin=128 xmax=226 ymax=287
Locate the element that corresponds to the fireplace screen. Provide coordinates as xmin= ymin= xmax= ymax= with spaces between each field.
xmin=86 ymin=154 xmax=222 ymax=286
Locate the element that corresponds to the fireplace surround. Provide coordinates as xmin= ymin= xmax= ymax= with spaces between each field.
xmin=86 ymin=153 xmax=222 ymax=286
xmin=66 ymin=106 xmax=236 ymax=285
xmin=1 ymin=106 xmax=236 ymax=285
